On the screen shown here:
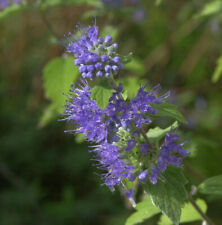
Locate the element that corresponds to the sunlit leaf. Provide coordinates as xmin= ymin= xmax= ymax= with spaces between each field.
xmin=120 ymin=77 xmax=145 ymax=99
xmin=196 ymin=0 xmax=222 ymax=17
xmin=0 ymin=4 xmax=26 ymax=21
xmin=43 ymin=56 xmax=78 ymax=113
xmin=146 ymin=121 xmax=179 ymax=143
xmin=212 ymin=56 xmax=222 ymax=83
xmin=198 ymin=175 xmax=222 ymax=195
xmin=91 ymin=79 xmax=115 ymax=109
xmin=158 ymin=199 xmax=207 ymax=225
xmin=125 ymin=197 xmax=161 ymax=225
xmin=146 ymin=166 xmax=188 ymax=225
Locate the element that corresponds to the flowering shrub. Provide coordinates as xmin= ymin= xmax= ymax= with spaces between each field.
xmin=1 ymin=0 xmax=221 ymax=224
xmin=63 ymin=21 xmax=194 ymax=224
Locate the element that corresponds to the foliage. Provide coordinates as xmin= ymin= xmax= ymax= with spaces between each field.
xmin=91 ymin=80 xmax=115 ymax=109
xmin=125 ymin=197 xmax=160 ymax=225
xmin=0 ymin=0 xmax=222 ymax=224
xmin=146 ymin=121 xmax=178 ymax=143
xmin=212 ymin=56 xmax=222 ymax=83
xmin=198 ymin=175 xmax=222 ymax=196
xmin=151 ymin=103 xmax=187 ymax=124
xmin=146 ymin=166 xmax=187 ymax=225
xmin=158 ymin=199 xmax=207 ymax=225
xmin=43 ymin=56 xmax=79 ymax=113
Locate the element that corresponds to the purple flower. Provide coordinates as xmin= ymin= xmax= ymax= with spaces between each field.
xmin=138 ymin=170 xmax=148 ymax=184
xmin=150 ymin=165 xmax=159 ymax=184
xmin=64 ymin=80 xmax=107 ymax=143
xmin=157 ymin=133 xmax=189 ymax=172
xmin=94 ymin=142 xmax=135 ymax=190
xmin=0 ymin=0 xmax=8 ymax=9
xmin=139 ymin=143 xmax=149 ymax=155
xmin=65 ymin=20 xmax=123 ymax=79
xmin=125 ymin=139 xmax=136 ymax=151
xmin=125 ymin=189 xmax=136 ymax=208
xmin=63 ymin=79 xmax=188 ymax=205
xmin=0 ymin=0 xmax=20 ymax=10
xmin=120 ymin=84 xmax=170 ymax=130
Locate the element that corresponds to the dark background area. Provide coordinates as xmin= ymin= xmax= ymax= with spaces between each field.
xmin=0 ymin=0 xmax=222 ymax=224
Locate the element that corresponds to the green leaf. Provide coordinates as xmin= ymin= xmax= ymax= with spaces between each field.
xmin=155 ymin=0 xmax=163 ymax=6
xmin=125 ymin=197 xmax=161 ymax=225
xmin=75 ymin=133 xmax=86 ymax=144
xmin=146 ymin=121 xmax=179 ymax=143
xmin=122 ymin=90 xmax=128 ymax=101
xmin=198 ymin=175 xmax=222 ymax=195
xmin=120 ymin=77 xmax=146 ymax=99
xmin=212 ymin=56 xmax=222 ymax=83
xmin=146 ymin=166 xmax=188 ymax=225
xmin=151 ymin=102 xmax=187 ymax=124
xmin=196 ymin=0 xmax=222 ymax=17
xmin=91 ymin=80 xmax=115 ymax=109
xmin=124 ymin=58 xmax=146 ymax=76
xmin=40 ymin=0 xmax=100 ymax=10
xmin=0 ymin=4 xmax=27 ymax=21
xmin=43 ymin=56 xmax=78 ymax=113
xmin=158 ymin=199 xmax=207 ymax=225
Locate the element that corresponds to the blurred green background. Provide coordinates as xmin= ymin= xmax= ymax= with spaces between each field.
xmin=0 ymin=0 xmax=222 ymax=224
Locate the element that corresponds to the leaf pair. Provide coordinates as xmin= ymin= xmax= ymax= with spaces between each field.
xmin=126 ymin=166 xmax=208 ymax=225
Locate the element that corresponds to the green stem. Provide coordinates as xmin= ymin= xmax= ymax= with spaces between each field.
xmin=188 ymin=194 xmax=215 ymax=225
xmin=140 ymin=128 xmax=154 ymax=149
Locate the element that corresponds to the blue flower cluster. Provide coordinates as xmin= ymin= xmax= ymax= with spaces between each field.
xmin=64 ymin=80 xmax=189 ymax=205
xmin=0 ymin=0 xmax=20 ymax=10
xmin=63 ymin=20 xmax=189 ymax=206
xmin=150 ymin=133 xmax=189 ymax=184
xmin=65 ymin=22 xmax=123 ymax=79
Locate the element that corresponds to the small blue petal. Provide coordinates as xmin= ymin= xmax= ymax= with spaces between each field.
xmin=95 ymin=62 xmax=103 ymax=70
xmin=138 ymin=170 xmax=148 ymax=184
xmin=113 ymin=43 xmax=118 ymax=49
xmin=125 ymin=139 xmax=136 ymax=152
xmin=79 ymin=65 xmax=87 ymax=73
xmin=101 ymin=55 xmax=109 ymax=62
xmin=105 ymin=65 xmax=112 ymax=72
xmin=87 ymin=65 xmax=95 ymax=72
xmin=112 ymin=65 xmax=119 ymax=73
xmin=112 ymin=56 xmax=121 ymax=63
xmin=96 ymin=71 xmax=103 ymax=77
xmin=86 ymin=72 xmax=93 ymax=78
xmin=98 ymin=37 xmax=104 ymax=43
xmin=105 ymin=35 xmax=112 ymax=43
